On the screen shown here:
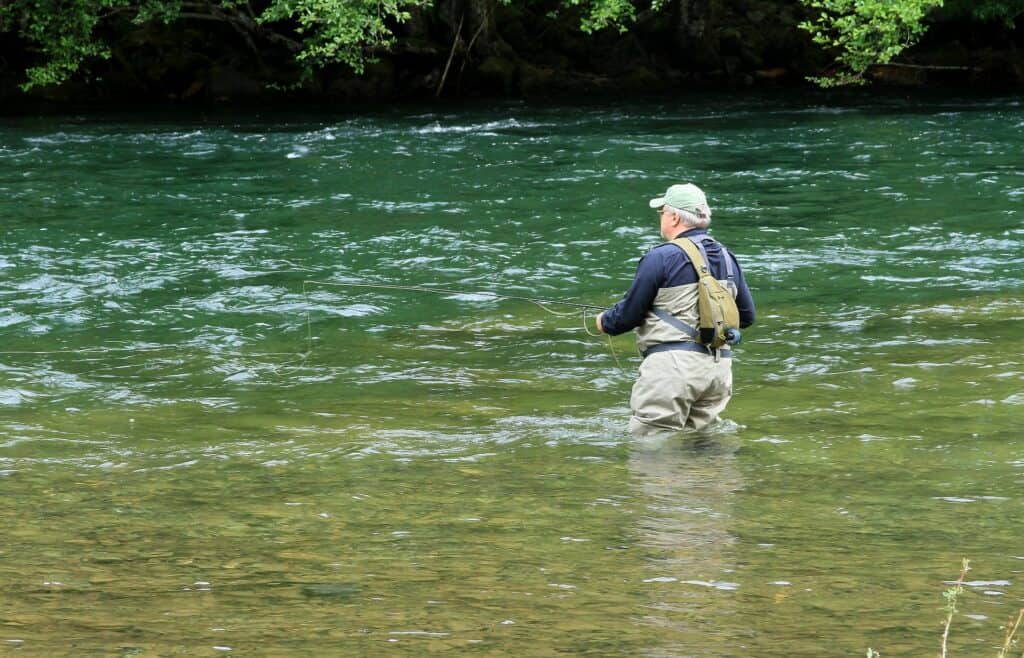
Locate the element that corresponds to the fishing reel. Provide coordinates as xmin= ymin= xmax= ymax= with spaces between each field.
xmin=724 ymin=327 xmax=741 ymax=346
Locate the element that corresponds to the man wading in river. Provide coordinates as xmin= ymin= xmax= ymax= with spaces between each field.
xmin=596 ymin=183 xmax=755 ymax=434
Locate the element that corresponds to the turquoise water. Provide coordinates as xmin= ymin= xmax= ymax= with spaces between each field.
xmin=1 ymin=95 xmax=1022 ymax=655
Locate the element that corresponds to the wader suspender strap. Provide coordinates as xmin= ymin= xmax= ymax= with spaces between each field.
xmin=689 ymin=236 xmax=738 ymax=295
xmin=650 ymin=237 xmax=710 ymax=340
xmin=652 ymin=308 xmax=699 ymax=339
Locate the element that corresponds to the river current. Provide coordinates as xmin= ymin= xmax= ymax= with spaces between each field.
xmin=1 ymin=94 xmax=1022 ymax=655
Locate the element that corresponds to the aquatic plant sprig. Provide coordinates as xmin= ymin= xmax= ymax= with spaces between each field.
xmin=870 ymin=560 xmax=1024 ymax=657
xmin=997 ymin=608 xmax=1024 ymax=658
xmin=940 ymin=558 xmax=970 ymax=658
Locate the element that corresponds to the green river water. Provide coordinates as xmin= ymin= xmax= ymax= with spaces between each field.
xmin=1 ymin=94 xmax=1022 ymax=656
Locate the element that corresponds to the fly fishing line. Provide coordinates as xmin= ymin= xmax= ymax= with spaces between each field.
xmin=302 ymin=280 xmax=624 ymax=369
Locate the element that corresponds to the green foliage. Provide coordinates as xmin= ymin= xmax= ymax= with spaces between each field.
xmin=0 ymin=0 xmax=653 ymax=90
xmin=0 ymin=0 xmax=1020 ymax=93
xmin=520 ymin=0 xmax=671 ymax=33
xmin=559 ymin=0 xmax=636 ymax=33
xmin=0 ymin=0 xmax=430 ymax=88
xmin=133 ymin=0 xmax=183 ymax=24
xmin=0 ymin=0 xmax=131 ymax=90
xmin=548 ymin=0 xmax=673 ymax=32
xmin=799 ymin=0 xmax=944 ymax=86
xmin=258 ymin=0 xmax=429 ymax=76
xmin=945 ymin=0 xmax=1024 ymax=25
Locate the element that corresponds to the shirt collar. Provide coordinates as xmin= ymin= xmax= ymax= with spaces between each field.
xmin=672 ymin=228 xmax=708 ymax=240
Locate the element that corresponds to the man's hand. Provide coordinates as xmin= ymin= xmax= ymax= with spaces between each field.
xmin=595 ymin=312 xmax=604 ymax=334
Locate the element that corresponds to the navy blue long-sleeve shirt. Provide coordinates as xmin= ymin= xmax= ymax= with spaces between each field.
xmin=601 ymin=229 xmax=756 ymax=336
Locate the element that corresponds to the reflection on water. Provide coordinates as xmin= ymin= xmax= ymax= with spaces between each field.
xmin=629 ymin=429 xmax=743 ymax=656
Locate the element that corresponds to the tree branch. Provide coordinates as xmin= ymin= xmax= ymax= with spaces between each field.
xmin=436 ymin=11 xmax=464 ymax=97
xmin=177 ymin=7 xmax=302 ymax=53
xmin=871 ymin=62 xmax=979 ymax=71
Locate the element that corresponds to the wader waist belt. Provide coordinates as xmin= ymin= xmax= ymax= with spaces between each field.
xmin=641 ymin=341 xmax=733 ymax=360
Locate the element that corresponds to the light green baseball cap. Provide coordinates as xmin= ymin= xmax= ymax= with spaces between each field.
xmin=648 ymin=183 xmax=707 ymax=211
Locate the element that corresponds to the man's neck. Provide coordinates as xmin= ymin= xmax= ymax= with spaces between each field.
xmin=671 ymin=227 xmax=705 ymax=240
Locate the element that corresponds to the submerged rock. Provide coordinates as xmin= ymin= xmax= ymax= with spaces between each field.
xmin=301 ymin=583 xmax=362 ymax=599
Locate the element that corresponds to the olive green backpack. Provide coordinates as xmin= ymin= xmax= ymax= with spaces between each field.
xmin=669 ymin=237 xmax=741 ymax=349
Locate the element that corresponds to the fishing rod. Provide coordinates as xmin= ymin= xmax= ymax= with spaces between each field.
xmin=301 ymin=280 xmax=621 ymax=367
xmin=301 ymin=279 xmax=622 ymax=370
xmin=302 ymin=280 xmax=608 ymax=312
xmin=0 ymin=282 xmax=617 ymax=364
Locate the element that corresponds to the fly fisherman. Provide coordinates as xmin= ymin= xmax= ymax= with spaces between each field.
xmin=596 ymin=183 xmax=756 ymax=434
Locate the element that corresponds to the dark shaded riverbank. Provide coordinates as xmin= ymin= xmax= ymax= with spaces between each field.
xmin=2 ymin=0 xmax=1022 ymax=112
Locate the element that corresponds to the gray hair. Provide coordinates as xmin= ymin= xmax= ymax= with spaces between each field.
xmin=664 ymin=203 xmax=712 ymax=229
